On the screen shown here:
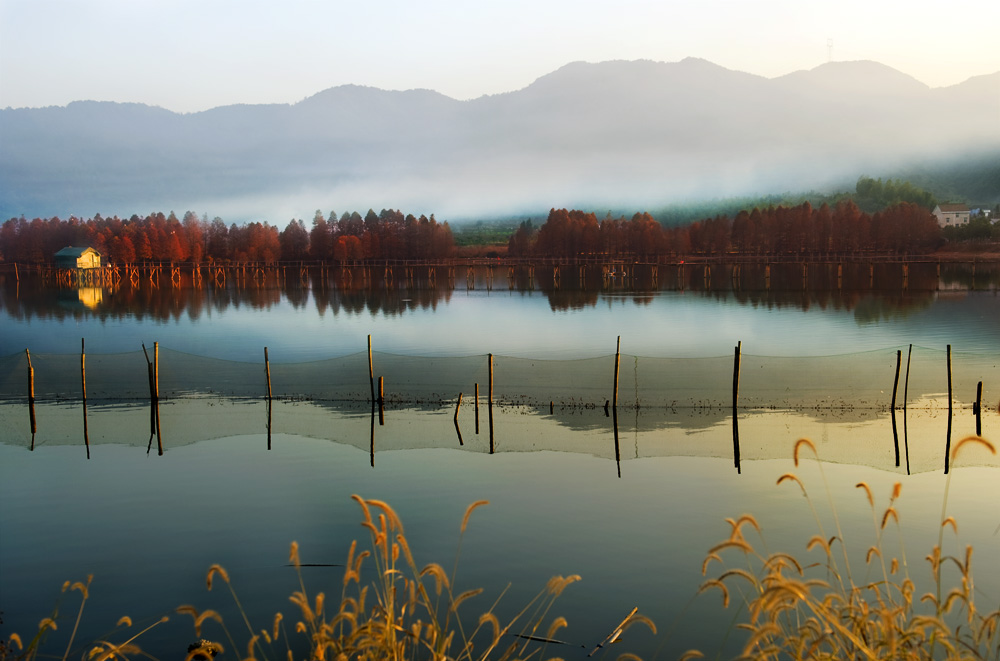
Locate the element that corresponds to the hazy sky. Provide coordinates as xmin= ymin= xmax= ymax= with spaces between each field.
xmin=1 ymin=0 xmax=997 ymax=114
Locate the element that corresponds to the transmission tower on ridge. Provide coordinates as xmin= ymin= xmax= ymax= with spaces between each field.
xmin=827 ymin=38 xmax=834 ymax=62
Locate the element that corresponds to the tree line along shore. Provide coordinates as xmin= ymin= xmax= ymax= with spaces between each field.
xmin=1 ymin=200 xmax=997 ymax=267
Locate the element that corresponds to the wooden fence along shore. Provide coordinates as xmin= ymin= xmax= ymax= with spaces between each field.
xmin=3 ymin=257 xmax=997 ymax=293
xmin=10 ymin=336 xmax=993 ymax=476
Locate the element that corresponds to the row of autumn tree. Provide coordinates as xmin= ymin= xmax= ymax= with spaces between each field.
xmin=0 ymin=209 xmax=456 ymax=264
xmin=508 ymin=200 xmax=943 ymax=258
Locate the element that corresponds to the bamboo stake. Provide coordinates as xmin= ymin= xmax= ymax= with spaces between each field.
xmin=613 ymin=336 xmax=621 ymax=409
xmin=945 ymin=344 xmax=952 ymax=473
xmin=26 ymin=349 xmax=36 ymax=435
xmin=264 ymin=347 xmax=272 ymax=402
xmin=143 ymin=344 xmax=155 ymax=435
xmin=80 ymin=338 xmax=87 ymax=404
xmin=903 ymin=344 xmax=912 ymax=475
xmin=154 ymin=342 xmax=162 ymax=455
xmin=903 ymin=344 xmax=912 ymax=410
xmin=368 ymin=335 xmax=375 ymax=403
xmin=732 ymin=341 xmax=741 ymax=412
xmin=488 ymin=353 xmax=493 ymax=406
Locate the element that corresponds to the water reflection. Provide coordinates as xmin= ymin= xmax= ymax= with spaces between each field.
xmin=3 ymin=394 xmax=994 ymax=476
xmin=2 ymin=261 xmax=996 ymax=322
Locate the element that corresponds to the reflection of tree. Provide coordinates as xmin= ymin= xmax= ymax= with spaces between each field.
xmin=852 ymin=295 xmax=933 ymax=325
xmin=1 ymin=262 xmax=988 ymax=323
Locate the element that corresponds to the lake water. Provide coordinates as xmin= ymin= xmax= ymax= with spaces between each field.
xmin=1 ymin=262 xmax=999 ymax=660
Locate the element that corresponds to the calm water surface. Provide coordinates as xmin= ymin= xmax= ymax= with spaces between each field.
xmin=2 ymin=266 xmax=999 ymax=359
xmin=1 ymin=265 xmax=999 ymax=659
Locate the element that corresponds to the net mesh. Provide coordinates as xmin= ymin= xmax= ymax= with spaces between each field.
xmin=0 ymin=346 xmax=995 ymax=410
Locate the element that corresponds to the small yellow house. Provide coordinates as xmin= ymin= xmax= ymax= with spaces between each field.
xmin=54 ymin=246 xmax=102 ymax=269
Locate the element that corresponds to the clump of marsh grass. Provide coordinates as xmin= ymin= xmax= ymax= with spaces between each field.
xmin=692 ymin=435 xmax=999 ymax=661
xmin=180 ymin=495 xmax=653 ymax=661
xmin=2 ymin=574 xmax=167 ymax=661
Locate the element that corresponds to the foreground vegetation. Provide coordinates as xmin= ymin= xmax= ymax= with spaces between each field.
xmin=4 ymin=435 xmax=997 ymax=661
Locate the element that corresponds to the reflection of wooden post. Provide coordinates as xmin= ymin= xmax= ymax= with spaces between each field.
xmin=976 ymin=381 xmax=983 ymax=436
xmin=26 ymin=349 xmax=36 ymax=435
xmin=891 ymin=350 xmax=901 ymax=467
xmin=945 ymin=344 xmax=953 ymax=474
xmin=82 ymin=338 xmax=90 ymax=458
xmin=370 ymin=404 xmax=376 ymax=468
xmin=733 ymin=341 xmax=741 ymax=473
xmin=368 ymin=335 xmax=375 ymax=403
xmin=378 ymin=376 xmax=384 ymax=426
xmin=613 ymin=336 xmax=621 ymax=409
xmin=613 ymin=404 xmax=621 ymax=479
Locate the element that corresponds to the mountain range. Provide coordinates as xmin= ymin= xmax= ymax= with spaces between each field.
xmin=1 ymin=58 xmax=998 ymax=222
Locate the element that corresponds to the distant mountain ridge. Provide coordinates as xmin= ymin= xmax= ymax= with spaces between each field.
xmin=1 ymin=58 xmax=997 ymax=221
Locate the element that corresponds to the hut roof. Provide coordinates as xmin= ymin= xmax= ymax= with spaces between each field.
xmin=54 ymin=246 xmax=101 ymax=257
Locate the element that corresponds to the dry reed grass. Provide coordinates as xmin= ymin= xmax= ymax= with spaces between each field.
xmin=7 ymin=439 xmax=996 ymax=661
xmin=2 ymin=495 xmax=647 ymax=661
xmin=171 ymin=495 xmax=619 ymax=661
xmin=696 ymin=434 xmax=999 ymax=660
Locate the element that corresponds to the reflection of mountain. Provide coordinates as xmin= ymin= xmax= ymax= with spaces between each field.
xmin=2 ymin=59 xmax=997 ymax=220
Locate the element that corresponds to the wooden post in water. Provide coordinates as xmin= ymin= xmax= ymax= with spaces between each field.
xmin=81 ymin=338 xmax=90 ymax=458
xmin=265 ymin=346 xmax=273 ymax=450
xmin=475 ymin=382 xmax=480 ymax=434
xmin=264 ymin=347 xmax=273 ymax=402
xmin=944 ymin=344 xmax=953 ymax=473
xmin=903 ymin=344 xmax=912 ymax=475
xmin=487 ymin=355 xmax=494 ymax=454
xmin=455 ymin=392 xmax=463 ymax=421
xmin=142 ymin=344 xmax=155 ymax=435
xmin=80 ymin=338 xmax=87 ymax=405
xmin=26 ymin=349 xmax=36 ymax=436
xmin=613 ymin=336 xmax=621 ymax=409
xmin=891 ymin=349 xmax=901 ymax=467
xmin=975 ymin=381 xmax=983 ymax=436
xmin=368 ymin=335 xmax=375 ymax=403
xmin=154 ymin=342 xmax=162 ymax=455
